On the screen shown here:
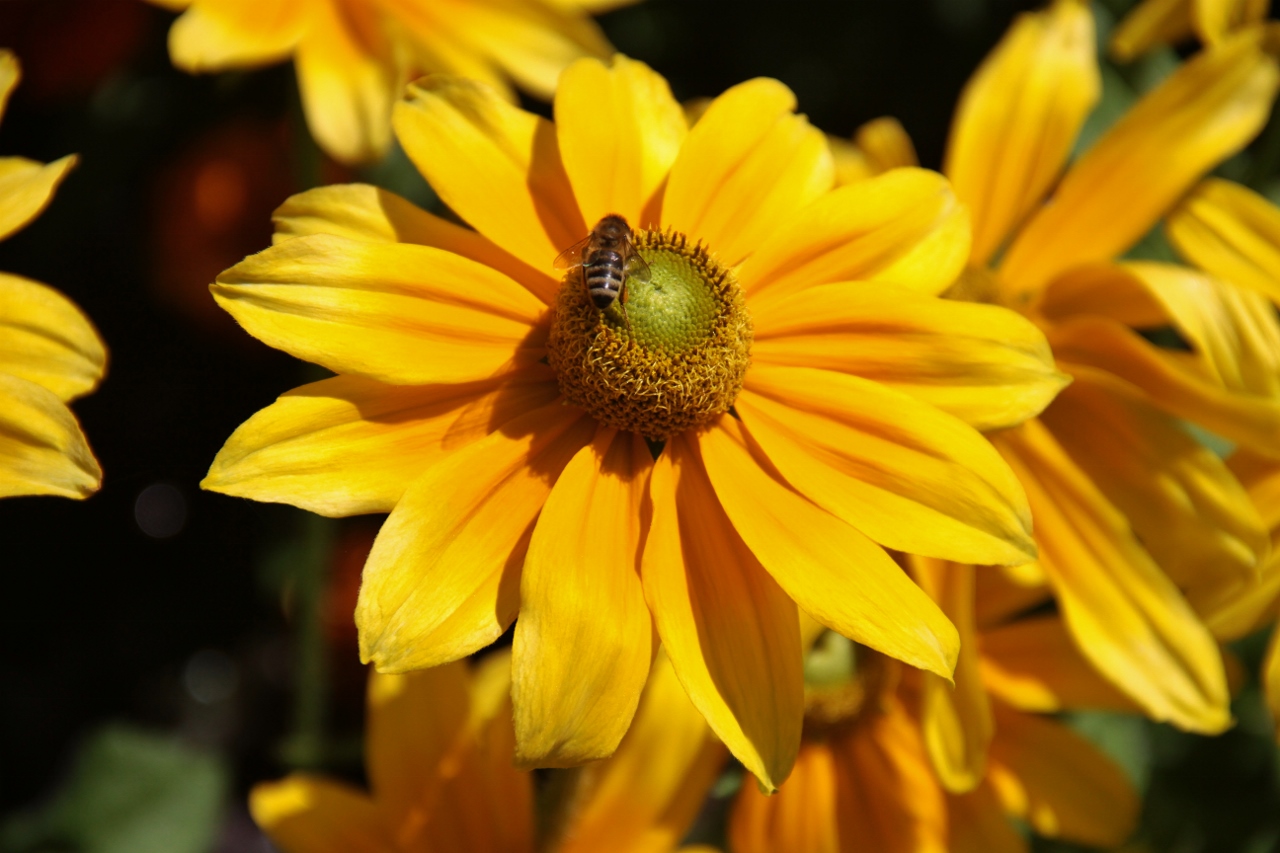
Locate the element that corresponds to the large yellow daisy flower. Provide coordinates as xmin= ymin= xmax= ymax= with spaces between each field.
xmin=838 ymin=0 xmax=1280 ymax=736
xmin=146 ymin=0 xmax=635 ymax=164
xmin=202 ymin=55 xmax=1067 ymax=788
xmin=252 ymin=652 xmax=725 ymax=853
xmin=0 ymin=51 xmax=105 ymax=499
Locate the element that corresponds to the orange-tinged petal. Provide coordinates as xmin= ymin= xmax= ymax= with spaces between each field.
xmin=513 ymin=428 xmax=654 ymax=767
xmin=974 ymin=564 xmax=1052 ymax=628
xmin=211 ymin=234 xmax=548 ymax=386
xmin=1109 ymin=0 xmax=1194 ymax=61
xmin=1167 ymin=177 xmax=1280 ymax=306
xmin=948 ymin=781 xmax=1028 ymax=853
xmin=945 ymin=0 xmax=1099 ymax=266
xmin=251 ymin=776 xmax=390 ymax=853
xmin=168 ymin=0 xmax=306 ymax=71
xmin=987 ymin=704 xmax=1139 ymax=847
xmin=642 ymin=432 xmax=803 ymax=791
xmin=663 ymin=78 xmax=833 ymax=267
xmin=978 ymin=616 xmax=1142 ymax=713
xmin=0 ymin=273 xmax=105 ymax=401
xmin=357 ymin=402 xmax=595 ymax=672
xmin=394 ymin=75 xmax=584 ymax=274
xmin=0 ymin=155 xmax=76 ymax=242
xmin=271 ymin=183 xmax=556 ymax=303
xmin=729 ymin=741 xmax=840 ymax=853
xmin=913 ymin=558 xmax=992 ymax=794
xmin=555 ymin=55 xmax=686 ymax=228
xmin=740 ymin=169 xmax=969 ymax=303
xmin=699 ymin=417 xmax=958 ymax=678
xmin=0 ymin=373 xmax=100 ymax=499
xmin=751 ymin=282 xmax=1066 ymax=431
xmin=995 ymin=419 xmax=1232 ymax=732
xmin=1000 ymin=27 xmax=1280 ymax=302
xmin=737 ymin=365 xmax=1036 ymax=566
xmin=554 ymin=654 xmax=726 ymax=853
xmin=201 ymin=368 xmax=558 ymax=517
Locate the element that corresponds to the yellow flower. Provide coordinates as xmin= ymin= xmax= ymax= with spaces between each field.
xmin=202 ymin=55 xmax=1067 ymax=789
xmin=251 ymin=652 xmax=726 ymax=853
xmin=1110 ymin=0 xmax=1269 ymax=61
xmin=729 ymin=623 xmax=1139 ymax=853
xmin=0 ymin=51 xmax=105 ymax=500
xmin=839 ymin=0 xmax=1280 ymax=736
xmin=147 ymin=0 xmax=635 ymax=164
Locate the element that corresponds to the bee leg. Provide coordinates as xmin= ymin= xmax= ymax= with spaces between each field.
xmin=621 ymin=300 xmax=633 ymax=332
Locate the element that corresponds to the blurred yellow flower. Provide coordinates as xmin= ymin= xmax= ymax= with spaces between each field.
xmin=252 ymin=652 xmax=726 ymax=853
xmin=0 ymin=51 xmax=105 ymax=499
xmin=203 ymin=55 xmax=1067 ymax=788
xmin=1110 ymin=0 xmax=1269 ymax=61
xmin=841 ymin=0 xmax=1280 ymax=734
xmin=146 ymin=0 xmax=636 ymax=163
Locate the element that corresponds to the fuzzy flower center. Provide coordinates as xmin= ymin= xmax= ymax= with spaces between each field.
xmin=547 ymin=228 xmax=752 ymax=439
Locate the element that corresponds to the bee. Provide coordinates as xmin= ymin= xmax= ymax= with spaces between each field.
xmin=554 ymin=214 xmax=650 ymax=324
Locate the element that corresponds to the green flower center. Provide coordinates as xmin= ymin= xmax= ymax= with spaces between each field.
xmin=547 ymin=228 xmax=752 ymax=439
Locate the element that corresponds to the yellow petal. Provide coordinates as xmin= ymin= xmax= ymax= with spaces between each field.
xmin=1036 ymin=262 xmax=1171 ymax=328
xmin=947 ymin=781 xmax=1028 ymax=853
xmin=1194 ymin=0 xmax=1270 ymax=44
xmin=555 ymin=55 xmax=686 ymax=228
xmin=512 ymin=428 xmax=654 ymax=767
xmin=554 ymin=654 xmax=726 ymax=853
xmin=994 ymin=419 xmax=1232 ymax=732
xmin=399 ymin=14 xmax=516 ymax=104
xmin=912 ymin=558 xmax=993 ymax=794
xmin=0 ymin=50 xmax=18 ymax=116
xmin=211 ymin=234 xmax=548 ymax=386
xmin=365 ymin=662 xmax=470 ymax=826
xmin=272 ymin=183 xmax=557 ymax=304
xmin=168 ymin=0 xmax=306 ymax=71
xmin=641 ymin=432 xmax=803 ymax=792
xmin=662 ymin=78 xmax=833 ymax=267
xmin=0 ymin=155 xmax=76 ymax=242
xmin=1265 ymin=628 xmax=1280 ymax=739
xmin=0 ymin=373 xmax=100 ymax=499
xmin=739 ymin=169 xmax=970 ymax=303
xmin=987 ymin=703 xmax=1139 ymax=847
xmin=201 ymin=368 xmax=558 ymax=516
xmin=974 ymin=564 xmax=1052 ymax=628
xmin=737 ymin=365 xmax=1036 ymax=566
xmin=1000 ymin=27 xmax=1280 ymax=302
xmin=1109 ymin=0 xmax=1194 ymax=61
xmin=357 ymin=402 xmax=595 ymax=672
xmin=944 ymin=0 xmax=1099 ymax=266
xmin=0 ymin=273 xmax=105 ymax=401
xmin=751 ymin=281 xmax=1067 ymax=431
xmin=698 ymin=418 xmax=958 ymax=679
xmin=978 ymin=616 xmax=1142 ymax=713
xmin=854 ymin=117 xmax=919 ymax=171
xmin=250 ymin=776 xmax=390 ymax=853
xmin=1167 ymin=177 xmax=1280 ymax=306
xmin=728 ymin=741 xmax=840 ymax=853
xmin=394 ymin=74 xmax=584 ymax=274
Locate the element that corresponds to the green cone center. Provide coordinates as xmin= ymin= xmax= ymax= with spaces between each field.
xmin=547 ymin=228 xmax=752 ymax=440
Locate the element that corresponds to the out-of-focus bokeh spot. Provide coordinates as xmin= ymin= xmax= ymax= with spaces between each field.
xmin=133 ymin=482 xmax=187 ymax=539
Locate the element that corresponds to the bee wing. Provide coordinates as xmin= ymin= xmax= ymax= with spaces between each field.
xmin=553 ymin=235 xmax=592 ymax=270
xmin=625 ymin=250 xmax=652 ymax=283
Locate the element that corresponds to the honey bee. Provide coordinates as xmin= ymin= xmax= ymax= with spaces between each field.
xmin=554 ymin=214 xmax=650 ymax=323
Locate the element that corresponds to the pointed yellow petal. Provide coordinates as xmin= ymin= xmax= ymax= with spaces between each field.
xmin=698 ymin=418 xmax=958 ymax=678
xmin=394 ymin=75 xmax=584 ymax=274
xmin=555 ymin=55 xmax=686 ymax=228
xmin=1167 ymin=177 xmax=1280 ymax=306
xmin=357 ymin=403 xmax=595 ymax=672
xmin=272 ymin=183 xmax=557 ymax=304
xmin=513 ymin=428 xmax=654 ymax=767
xmin=912 ymin=558 xmax=993 ymax=794
xmin=995 ymin=419 xmax=1232 ymax=732
xmin=662 ymin=78 xmax=833 ymax=267
xmin=0 ymin=373 xmax=100 ymax=499
xmin=555 ymin=654 xmax=726 ymax=853
xmin=642 ymin=433 xmax=803 ymax=792
xmin=168 ymin=0 xmax=306 ymax=71
xmin=211 ymin=234 xmax=548 ymax=386
xmin=201 ymin=369 xmax=558 ymax=516
xmin=987 ymin=704 xmax=1139 ymax=847
xmin=945 ymin=0 xmax=1099 ymax=266
xmin=751 ymin=282 xmax=1067 ymax=431
xmin=728 ymin=741 xmax=840 ymax=853
xmin=1109 ymin=0 xmax=1194 ymax=61
xmin=740 ymin=169 xmax=970 ymax=303
xmin=855 ymin=117 xmax=919 ymax=171
xmin=1001 ymin=27 xmax=1280 ymax=301
xmin=249 ymin=775 xmax=390 ymax=853
xmin=737 ymin=365 xmax=1036 ymax=566
xmin=0 ymin=154 xmax=76 ymax=242
xmin=947 ymin=781 xmax=1028 ymax=853
xmin=0 ymin=273 xmax=105 ymax=401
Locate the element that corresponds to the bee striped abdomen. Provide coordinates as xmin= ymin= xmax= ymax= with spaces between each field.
xmin=585 ymin=248 xmax=625 ymax=309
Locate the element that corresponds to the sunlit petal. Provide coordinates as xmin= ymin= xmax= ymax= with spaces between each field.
xmin=250 ymin=775 xmax=390 ymax=853
xmin=0 ymin=272 xmax=105 ymax=402
xmin=167 ymin=0 xmax=306 ymax=71
xmin=1167 ymin=177 xmax=1280 ymax=306
xmin=0 ymin=373 xmax=100 ymax=499
xmin=0 ymin=155 xmax=76 ymax=242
